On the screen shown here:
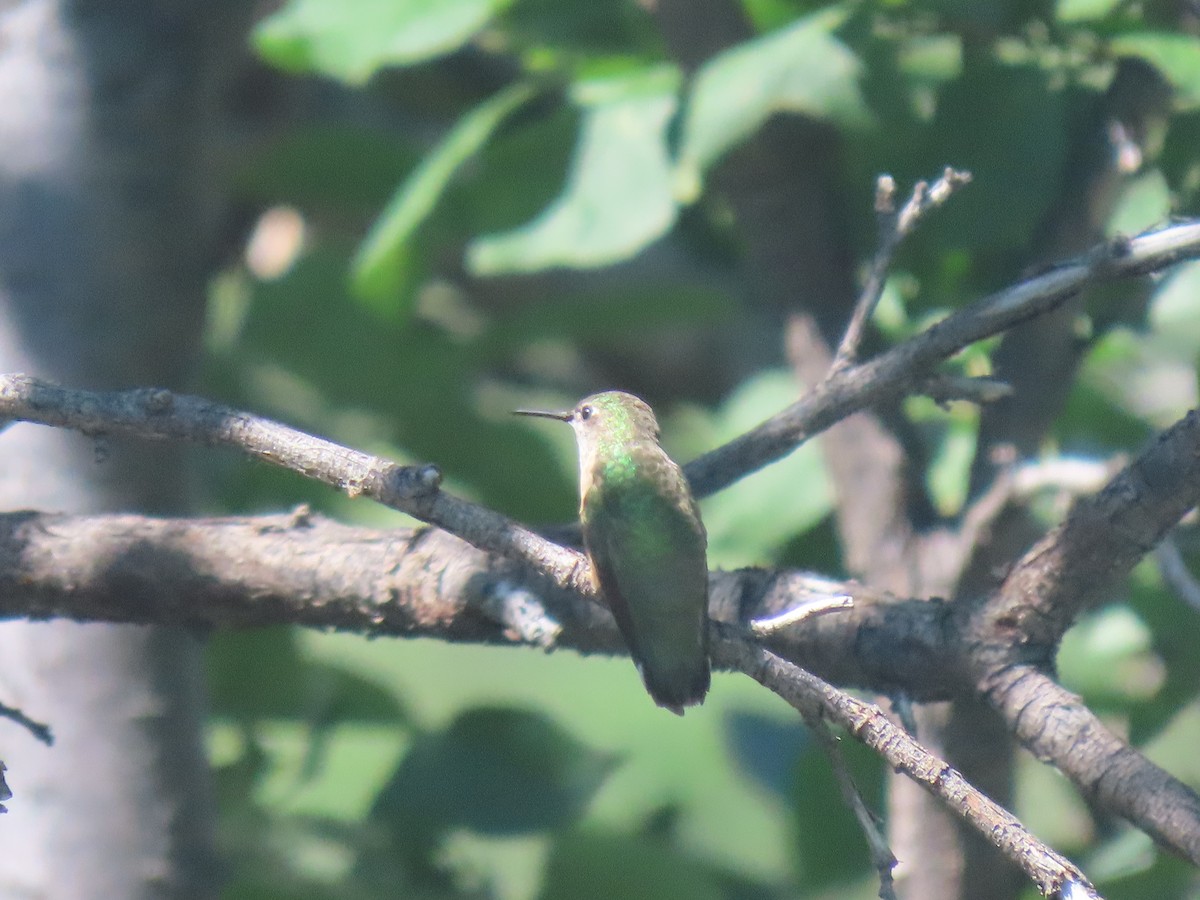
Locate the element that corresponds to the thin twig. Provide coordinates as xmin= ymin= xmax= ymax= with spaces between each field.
xmin=1155 ymin=536 xmax=1200 ymax=613
xmin=711 ymin=626 xmax=1101 ymax=899
xmin=833 ymin=168 xmax=973 ymax=371
xmin=0 ymin=700 xmax=53 ymax=745
xmin=919 ymin=373 xmax=1012 ymax=406
xmin=1011 ymin=457 xmax=1117 ymax=497
xmin=749 ymin=593 xmax=852 ymax=635
xmin=808 ymin=719 xmax=898 ymax=899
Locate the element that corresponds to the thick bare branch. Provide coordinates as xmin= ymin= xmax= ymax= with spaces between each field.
xmin=0 ymin=503 xmax=1103 ymax=896
xmin=2 ymin=498 xmax=1196 ymax=871
xmin=967 ymin=409 xmax=1200 ymax=653
xmin=982 ymin=665 xmax=1200 ymax=865
xmin=962 ymin=409 xmax=1200 ymax=863
xmin=0 ymin=510 xmax=612 ymax=650
xmin=0 ymin=510 xmax=944 ymax=693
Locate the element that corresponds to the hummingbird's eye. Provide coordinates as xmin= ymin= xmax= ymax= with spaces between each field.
xmin=579 ymin=405 xmax=594 ymax=421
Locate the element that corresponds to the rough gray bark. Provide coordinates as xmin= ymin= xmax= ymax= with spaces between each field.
xmin=0 ymin=3 xmax=248 ymax=896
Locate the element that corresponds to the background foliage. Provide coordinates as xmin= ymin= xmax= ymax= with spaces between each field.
xmin=204 ymin=1 xmax=1200 ymax=897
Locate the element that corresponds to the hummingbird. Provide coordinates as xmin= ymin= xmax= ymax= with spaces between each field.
xmin=515 ymin=391 xmax=711 ymax=714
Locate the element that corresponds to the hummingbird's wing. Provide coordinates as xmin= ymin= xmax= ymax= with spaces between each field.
xmin=582 ymin=451 xmax=710 ymax=714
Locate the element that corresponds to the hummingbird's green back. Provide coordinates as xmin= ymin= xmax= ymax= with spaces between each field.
xmin=515 ymin=390 xmax=711 ymax=713
xmin=573 ymin=392 xmax=711 ymax=714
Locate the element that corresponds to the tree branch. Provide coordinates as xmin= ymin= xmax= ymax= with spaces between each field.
xmin=968 ymin=409 xmax=1200 ymax=652
xmin=832 ymin=167 xmax=973 ymax=371
xmin=0 ymin=701 xmax=52 ymax=745
xmin=0 ymin=374 xmax=587 ymax=590
xmin=713 ymin=629 xmax=1098 ymax=899
xmin=686 ymin=220 xmax=1200 ymax=498
xmin=3 ymin=220 xmax=1200 ymax=876
xmin=0 ymin=502 xmax=1103 ymax=897
xmin=0 ymin=509 xmax=942 ymax=691
xmin=962 ymin=409 xmax=1200 ymax=863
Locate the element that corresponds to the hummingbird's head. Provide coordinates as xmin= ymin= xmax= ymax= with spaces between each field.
xmin=514 ymin=390 xmax=660 ymax=469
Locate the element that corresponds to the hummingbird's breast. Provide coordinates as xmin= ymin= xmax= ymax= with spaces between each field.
xmin=582 ymin=443 xmax=705 ymax=546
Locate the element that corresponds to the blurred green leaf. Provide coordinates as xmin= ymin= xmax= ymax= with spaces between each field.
xmin=1015 ymin=753 xmax=1092 ymax=851
xmin=1058 ymin=605 xmax=1164 ymax=706
xmin=1056 ymin=0 xmax=1122 ymax=21
xmin=1127 ymin=565 xmax=1200 ymax=743
xmin=1148 ymin=259 xmax=1200 ymax=351
xmin=1086 ymin=829 xmax=1166 ymax=894
xmin=208 ymin=629 xmax=410 ymax=799
xmin=467 ymin=70 xmax=680 ymax=273
xmin=696 ymin=371 xmax=833 ymax=567
xmin=1111 ymin=32 xmax=1200 ymax=109
xmin=373 ymin=707 xmax=618 ymax=836
xmin=210 ymin=629 xmax=315 ymax=721
xmin=455 ymin=105 xmax=579 ymax=235
xmin=502 ymin=0 xmax=662 ymax=59
xmin=255 ymin=0 xmax=511 ymax=84
xmin=917 ymin=59 xmax=1066 ymax=254
xmin=1077 ymin=326 xmax=1195 ymax=431
xmin=1106 ymin=169 xmax=1172 ymax=237
xmin=1056 ymin=379 xmax=1152 ymax=452
xmin=540 ymin=830 xmax=724 ymax=900
xmin=486 ymin=283 xmax=734 ymax=350
xmin=724 ymin=711 xmax=808 ymax=804
xmin=236 ymin=126 xmax=419 ymax=213
xmin=919 ymin=401 xmax=977 ymax=517
xmin=353 ymin=82 xmax=536 ymax=305
xmin=234 ymin=247 xmax=569 ymax=519
xmin=791 ymin=736 xmax=877 ymax=887
xmin=675 ymin=9 xmax=866 ymax=189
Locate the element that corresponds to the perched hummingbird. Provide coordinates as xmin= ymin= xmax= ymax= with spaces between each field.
xmin=515 ymin=391 xmax=711 ymax=714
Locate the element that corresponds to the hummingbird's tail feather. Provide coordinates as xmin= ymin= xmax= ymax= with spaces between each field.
xmin=637 ymin=656 xmax=711 ymax=716
xmin=582 ymin=482 xmax=711 ymax=716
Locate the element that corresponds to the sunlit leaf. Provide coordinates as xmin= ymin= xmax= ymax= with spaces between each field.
xmin=675 ymin=9 xmax=866 ymax=191
xmin=696 ymin=371 xmax=833 ymax=568
xmin=255 ymin=0 xmax=510 ymax=84
xmin=353 ymin=83 xmax=536 ymax=304
xmin=467 ymin=70 xmax=680 ymax=273
xmin=372 ymin=707 xmax=618 ymax=836
xmin=1107 ymin=170 xmax=1172 ymax=237
xmin=1111 ymin=32 xmax=1200 ymax=109
xmin=1058 ymin=605 xmax=1164 ymax=705
xmin=1056 ymin=0 xmax=1123 ymax=21
xmin=1148 ymin=259 xmax=1200 ymax=351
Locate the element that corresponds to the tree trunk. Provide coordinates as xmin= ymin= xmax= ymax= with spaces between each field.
xmin=0 ymin=3 xmax=248 ymax=895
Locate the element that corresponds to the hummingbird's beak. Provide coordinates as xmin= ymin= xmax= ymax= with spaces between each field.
xmin=513 ymin=408 xmax=573 ymax=422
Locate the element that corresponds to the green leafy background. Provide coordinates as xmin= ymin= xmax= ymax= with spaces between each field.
xmin=200 ymin=1 xmax=1200 ymax=897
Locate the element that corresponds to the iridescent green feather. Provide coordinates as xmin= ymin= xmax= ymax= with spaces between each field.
xmin=582 ymin=440 xmax=710 ymax=714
